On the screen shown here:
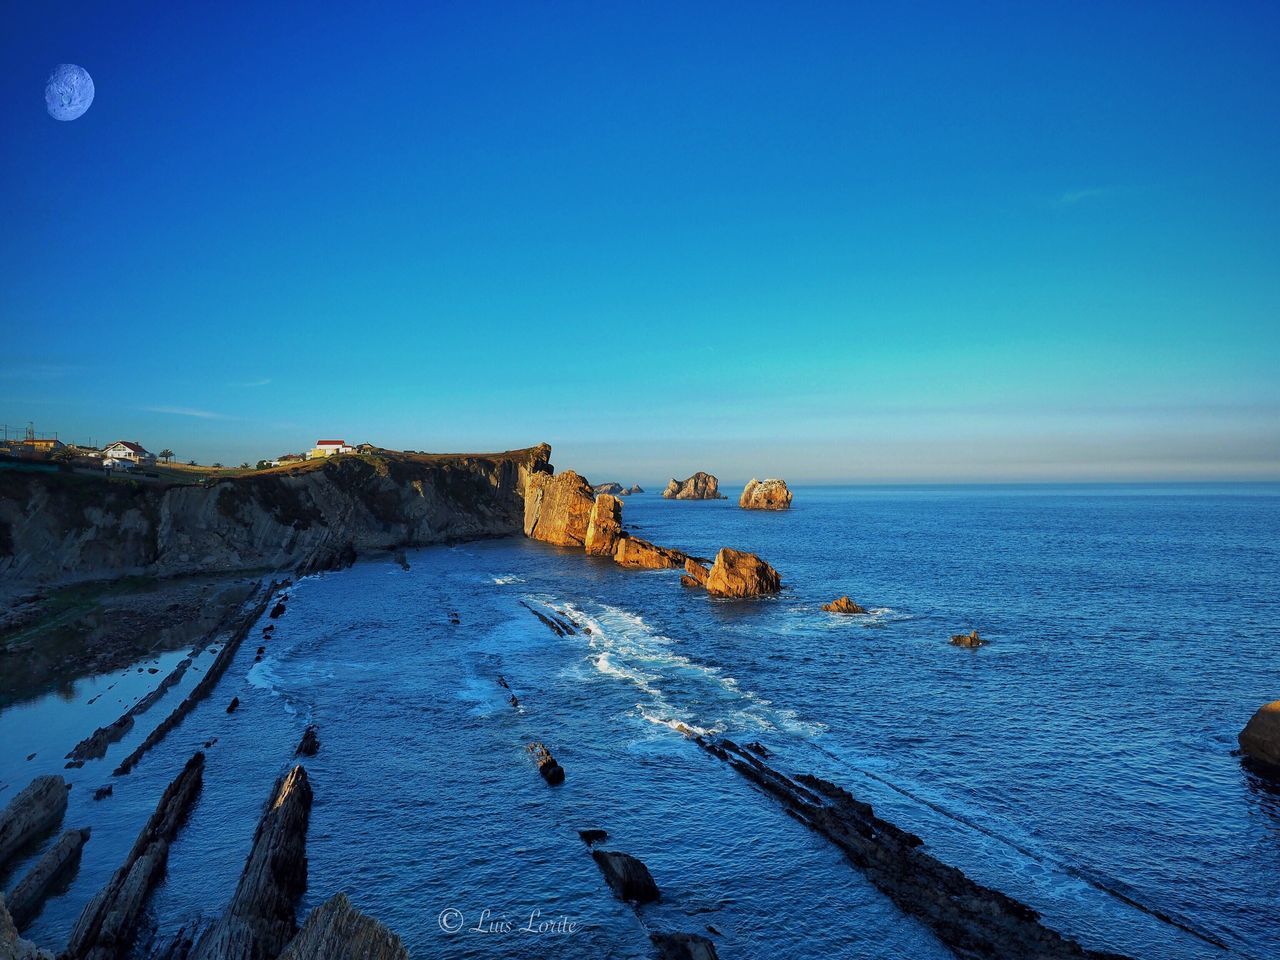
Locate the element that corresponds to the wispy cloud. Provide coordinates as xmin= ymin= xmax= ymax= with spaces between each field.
xmin=231 ymin=377 xmax=272 ymax=388
xmin=143 ymin=405 xmax=234 ymax=420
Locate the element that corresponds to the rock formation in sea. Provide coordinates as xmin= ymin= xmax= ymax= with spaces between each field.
xmin=528 ymin=742 xmax=566 ymax=785
xmin=739 ymin=478 xmax=792 ymax=510
xmin=662 ymin=472 xmax=726 ymax=500
xmin=1239 ymin=700 xmax=1280 ymax=771
xmin=5 ymin=826 xmax=90 ymax=930
xmin=585 ymin=494 xmax=624 ymax=556
xmin=650 ymin=932 xmax=720 ymax=960
xmin=523 ymin=469 xmax=595 ymax=547
xmin=295 ymin=725 xmax=320 ymax=757
xmin=950 ymin=630 xmax=987 ymax=648
xmin=0 ymin=775 xmax=68 ymax=872
xmin=591 ymin=850 xmax=660 ymax=904
xmin=704 ymin=548 xmax=782 ymax=598
xmin=613 ymin=536 xmax=687 ymax=570
xmin=189 ymin=766 xmax=312 ymax=960
xmin=0 ymin=893 xmax=52 ymax=960
xmin=822 ymin=596 xmax=866 ymax=614
xmin=592 ymin=482 xmax=625 ymax=496
xmin=0 ymin=445 xmax=552 ymax=591
xmin=65 ymin=752 xmax=205 ymax=960
xmin=276 ymin=893 xmax=408 ymax=960
xmin=626 ymin=484 xmax=644 ymax=495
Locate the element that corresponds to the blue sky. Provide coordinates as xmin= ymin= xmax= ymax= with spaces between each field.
xmin=3 ymin=1 xmax=1278 ymax=482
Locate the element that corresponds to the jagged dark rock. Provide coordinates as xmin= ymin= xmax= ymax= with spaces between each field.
xmin=276 ymin=892 xmax=408 ymax=960
xmin=520 ymin=601 xmax=565 ymax=637
xmin=0 ymin=775 xmax=68 ymax=872
xmin=295 ymin=725 xmax=320 ymax=757
xmin=65 ymin=752 xmax=205 ymax=960
xmin=5 ymin=826 xmax=90 ymax=929
xmin=591 ymin=850 xmax=659 ymax=904
xmin=650 ymin=932 xmax=720 ymax=960
xmin=189 ymin=766 xmax=312 ymax=960
xmin=92 ymin=785 xmax=112 ymax=801
xmin=696 ymin=737 xmax=1132 ymax=960
xmin=528 ymin=743 xmax=565 ymax=786
xmin=950 ymin=630 xmax=987 ymax=648
xmin=0 ymin=893 xmax=52 ymax=959
xmin=225 ymin=697 xmax=240 ymax=714
xmin=578 ymin=829 xmax=608 ymax=846
xmin=1239 ymin=700 xmax=1280 ymax=772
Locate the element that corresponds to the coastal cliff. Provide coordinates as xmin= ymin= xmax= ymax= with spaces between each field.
xmin=0 ymin=444 xmax=551 ymax=590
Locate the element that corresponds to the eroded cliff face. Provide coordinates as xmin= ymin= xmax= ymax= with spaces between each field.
xmin=0 ymin=445 xmax=551 ymax=590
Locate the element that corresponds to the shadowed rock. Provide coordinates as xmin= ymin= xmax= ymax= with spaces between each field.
xmin=697 ymin=737 xmax=1133 ymax=960
xmin=578 ymin=829 xmax=608 ymax=846
xmin=189 ymin=766 xmax=313 ymax=960
xmin=739 ymin=478 xmax=792 ymax=511
xmin=585 ymin=495 xmax=624 ymax=557
xmin=295 ymin=726 xmax=320 ymax=757
xmin=5 ymin=827 xmax=90 ymax=930
xmin=528 ymin=743 xmax=565 ymax=786
xmin=591 ymin=850 xmax=659 ymax=904
xmin=613 ymin=537 xmax=686 ymax=570
xmin=1240 ymin=700 xmax=1280 ymax=772
xmin=0 ymin=893 xmax=52 ymax=959
xmin=65 ymin=752 xmax=205 ymax=960
xmin=662 ymin=473 xmax=725 ymax=500
xmin=683 ymin=558 xmax=709 ymax=586
xmin=524 ymin=471 xmax=595 ymax=547
xmin=705 ymin=548 xmax=781 ymax=598
xmin=0 ymin=776 xmax=68 ymax=873
xmin=950 ymin=630 xmax=987 ymax=648
xmin=650 ymin=932 xmax=720 ymax=960
xmin=66 ymin=658 xmax=192 ymax=767
xmin=822 ymin=596 xmax=866 ymax=614
xmin=277 ymin=893 xmax=408 ymax=960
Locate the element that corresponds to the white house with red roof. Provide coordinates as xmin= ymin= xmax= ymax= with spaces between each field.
xmin=102 ymin=440 xmax=156 ymax=466
xmin=307 ymin=439 xmax=355 ymax=460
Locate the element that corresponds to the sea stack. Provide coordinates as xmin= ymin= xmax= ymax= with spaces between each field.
xmin=524 ymin=470 xmax=596 ymax=547
xmin=739 ymin=478 xmax=792 ymax=510
xmin=662 ymin=473 xmax=726 ymax=500
xmin=613 ymin=536 xmax=686 ymax=570
xmin=704 ymin=548 xmax=781 ymax=598
xmin=1239 ymin=701 xmax=1280 ymax=772
xmin=585 ymin=495 xmax=624 ymax=556
xmin=822 ymin=596 xmax=866 ymax=614
xmin=950 ymin=630 xmax=987 ymax=648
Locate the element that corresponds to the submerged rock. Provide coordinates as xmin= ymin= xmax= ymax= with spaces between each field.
xmin=1239 ymin=701 xmax=1280 ymax=771
xmin=189 ymin=766 xmax=313 ymax=960
xmin=650 ymin=932 xmax=720 ymax=960
xmin=591 ymin=850 xmax=660 ymax=904
xmin=578 ymin=829 xmax=609 ymax=846
xmin=0 ymin=775 xmax=68 ymax=873
xmin=662 ymin=473 xmax=725 ymax=500
xmin=585 ymin=495 xmax=624 ymax=557
xmin=6 ymin=827 xmax=90 ymax=930
xmin=524 ymin=471 xmax=596 ymax=547
xmin=950 ymin=630 xmax=987 ymax=648
xmin=739 ymin=478 xmax=792 ymax=511
xmin=277 ymin=893 xmax=408 ymax=960
xmin=705 ymin=548 xmax=781 ymax=598
xmin=822 ymin=596 xmax=867 ymax=614
xmin=613 ymin=536 xmax=686 ymax=570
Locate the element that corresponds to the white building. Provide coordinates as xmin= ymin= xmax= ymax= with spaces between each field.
xmin=102 ymin=440 xmax=156 ymax=466
xmin=307 ymin=439 xmax=355 ymax=460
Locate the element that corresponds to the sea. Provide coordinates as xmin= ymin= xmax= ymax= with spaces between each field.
xmin=2 ymin=483 xmax=1278 ymax=959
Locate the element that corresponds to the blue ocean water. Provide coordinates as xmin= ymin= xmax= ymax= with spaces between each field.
xmin=2 ymin=483 xmax=1278 ymax=959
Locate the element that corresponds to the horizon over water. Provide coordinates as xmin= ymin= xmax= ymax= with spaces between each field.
xmin=1 ymin=481 xmax=1277 ymax=959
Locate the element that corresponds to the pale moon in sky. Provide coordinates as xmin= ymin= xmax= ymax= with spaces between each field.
xmin=45 ymin=64 xmax=95 ymax=121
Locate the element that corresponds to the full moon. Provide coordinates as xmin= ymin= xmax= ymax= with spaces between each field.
xmin=45 ymin=64 xmax=94 ymax=121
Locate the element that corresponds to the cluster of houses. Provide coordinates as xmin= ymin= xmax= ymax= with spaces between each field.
xmin=2 ymin=432 xmax=370 ymax=473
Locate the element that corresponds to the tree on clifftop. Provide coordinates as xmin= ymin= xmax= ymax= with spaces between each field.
xmin=159 ymin=448 xmax=174 ymax=463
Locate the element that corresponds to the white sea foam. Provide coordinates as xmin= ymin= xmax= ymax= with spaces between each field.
xmin=491 ymin=575 xmax=526 ymax=585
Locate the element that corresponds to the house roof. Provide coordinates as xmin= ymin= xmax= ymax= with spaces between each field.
xmin=105 ymin=440 xmax=151 ymax=454
xmin=315 ymin=439 xmax=346 ymax=446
